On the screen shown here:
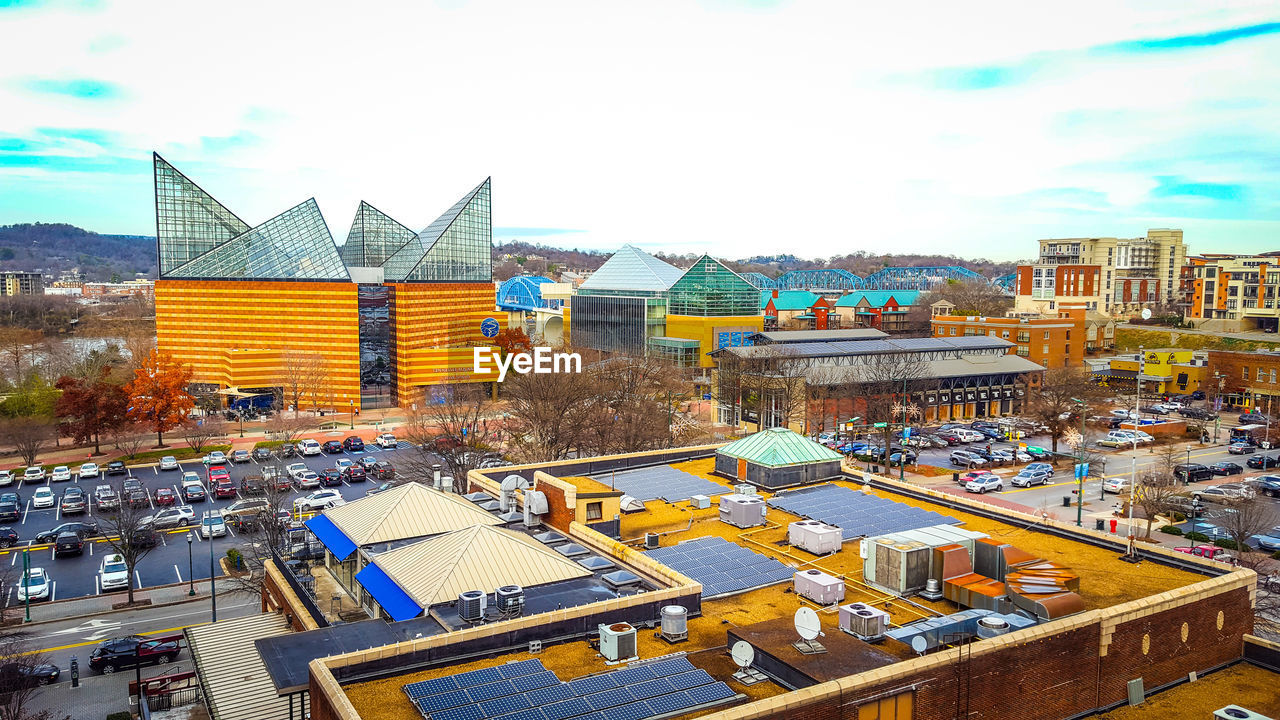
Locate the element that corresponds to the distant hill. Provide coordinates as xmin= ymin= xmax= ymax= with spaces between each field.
xmin=0 ymin=223 xmax=156 ymax=281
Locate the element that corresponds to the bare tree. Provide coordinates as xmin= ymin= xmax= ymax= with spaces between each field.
xmin=2 ymin=419 xmax=53 ymax=468
xmin=0 ymin=628 xmax=71 ymax=720
xmin=224 ymin=461 xmax=296 ymax=597
xmin=854 ymin=352 xmax=933 ymax=455
xmin=96 ymin=475 xmax=159 ymax=606
xmin=400 ymin=384 xmax=500 ymax=486
xmin=0 ymin=328 xmax=45 ymax=384
xmin=1028 ymin=365 xmax=1102 ymax=453
xmin=280 ymin=350 xmax=328 ymax=417
xmin=265 ymin=411 xmax=311 ymax=448
xmin=502 ymin=368 xmax=593 ymax=463
xmin=582 ymin=355 xmax=690 ymax=455
xmin=107 ymin=422 xmax=149 ymax=461
xmin=180 ymin=417 xmax=228 ymax=454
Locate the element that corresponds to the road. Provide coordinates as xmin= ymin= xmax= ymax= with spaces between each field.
xmin=5 ymin=435 xmax=435 ymax=603
xmin=21 ymin=592 xmax=261 ymax=719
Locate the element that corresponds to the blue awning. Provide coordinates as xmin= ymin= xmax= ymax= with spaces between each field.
xmin=354 ymin=563 xmax=423 ymax=622
xmin=305 ymin=514 xmax=357 ymax=562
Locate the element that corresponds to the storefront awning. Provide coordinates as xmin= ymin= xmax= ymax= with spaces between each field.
xmin=354 ymin=562 xmax=423 ymax=622
xmin=304 ymin=514 xmax=357 ymax=562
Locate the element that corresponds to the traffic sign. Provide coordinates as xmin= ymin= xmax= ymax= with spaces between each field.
xmin=873 ymin=422 xmax=887 ymax=428
xmin=903 ymin=427 xmax=912 ymax=438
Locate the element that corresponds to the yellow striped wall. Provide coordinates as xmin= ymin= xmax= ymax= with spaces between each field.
xmin=388 ymin=283 xmax=497 ymax=406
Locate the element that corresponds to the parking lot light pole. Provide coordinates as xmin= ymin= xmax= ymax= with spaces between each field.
xmin=186 ymin=532 xmax=195 ymax=596
xmin=209 ymin=528 xmax=217 ymax=622
xmin=349 ymin=399 xmax=354 ymax=430
xmin=22 ymin=550 xmax=30 ymax=623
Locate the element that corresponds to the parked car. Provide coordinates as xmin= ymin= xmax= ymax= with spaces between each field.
xmin=1102 ymin=477 xmax=1132 ymax=494
xmin=94 ymin=485 xmax=119 ymax=511
xmin=154 ymin=487 xmax=177 ymax=506
xmin=376 ymin=433 xmax=398 ymax=448
xmin=144 ymin=506 xmax=196 ymax=529
xmin=105 ymin=460 xmax=126 ymax=476
xmin=88 ymin=636 xmax=180 ymax=674
xmin=223 ymin=499 xmax=270 ymax=528
xmin=367 ymin=481 xmax=398 ymax=496
xmin=22 ymin=467 xmax=45 ymax=483
xmin=0 ymin=660 xmax=59 ymax=689
xmin=230 ymin=449 xmax=251 ymax=464
xmin=1243 ymin=475 xmax=1280 ymax=498
xmin=342 ymin=465 xmax=367 ymax=483
xmin=1173 ymin=464 xmax=1214 ymax=483
xmin=1228 ymin=442 xmax=1255 ymax=455
xmin=342 ymin=436 xmax=365 ymax=452
xmin=53 ymin=532 xmax=84 ymax=557
xmin=0 ymin=470 xmax=11 ymax=487
xmin=1173 ymin=545 xmax=1235 ymax=563
xmin=98 ymin=553 xmax=129 ymax=592
xmin=372 ymin=461 xmax=396 ymax=481
xmin=1191 ymin=484 xmax=1255 ymax=503
xmin=59 ymin=487 xmax=87 ymax=515
xmin=1250 ymin=526 xmax=1280 ymax=552
xmin=293 ymin=470 xmax=320 ymax=490
xmin=1141 ymin=405 xmax=1170 ymax=416
xmin=1240 ymin=412 xmax=1271 ymax=425
xmin=1210 ymin=462 xmax=1244 ymax=476
xmin=125 ymin=486 xmax=148 ymax=509
xmin=1192 ymin=390 xmax=1206 ymax=400
xmin=200 ymin=510 xmax=227 ymax=539
xmin=181 ymin=479 xmax=206 ymax=503
xmin=294 ymin=490 xmax=346 ymax=512
xmin=276 ymin=443 xmax=297 ymax=459
xmin=34 ymin=521 xmax=99 ymax=545
xmin=158 ymin=456 xmax=179 ymax=471
xmin=15 ymin=568 xmax=50 ymax=602
xmin=240 ymin=475 xmax=266 ymax=495
xmin=320 ymin=468 xmax=344 ymax=487
xmin=334 ymin=457 xmax=354 ymax=473
xmin=358 ymin=455 xmax=379 ymax=470
xmin=285 ymin=463 xmax=309 ymax=479
xmin=322 ymin=440 xmax=344 ymax=454
xmin=950 ymin=450 xmax=987 ymax=467
xmin=30 ymin=487 xmax=54 ymax=509
xmin=214 ymin=480 xmax=237 ymax=499
xmin=1011 ymin=468 xmax=1051 ymax=487
xmin=965 ymin=474 xmax=1004 ymax=493
xmin=0 ymin=527 xmax=18 ymax=548
xmin=0 ymin=496 xmax=17 ymax=524
xmin=50 ymin=466 xmax=71 ymax=482
xmin=207 ymin=465 xmax=231 ymax=483
xmin=1247 ymin=454 xmax=1280 ymax=470
xmin=297 ymin=439 xmax=322 ymax=456
xmin=78 ymin=463 xmax=99 ymax=480
xmin=201 ymin=451 xmax=227 ymax=466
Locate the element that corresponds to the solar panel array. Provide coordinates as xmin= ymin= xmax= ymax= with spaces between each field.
xmin=644 ymin=537 xmax=792 ymax=598
xmin=588 ymin=465 xmax=726 ymax=503
xmin=767 ymin=484 xmax=959 ymax=540
xmin=404 ymin=657 xmax=736 ymax=720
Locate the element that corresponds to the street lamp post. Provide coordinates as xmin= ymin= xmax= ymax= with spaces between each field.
xmin=349 ymin=399 xmax=354 ymax=430
xmin=22 ymin=550 xmax=30 ymax=623
xmin=209 ymin=529 xmax=217 ymax=622
xmin=186 ymin=532 xmax=195 ymax=596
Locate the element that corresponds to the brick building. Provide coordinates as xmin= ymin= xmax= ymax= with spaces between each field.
xmin=930 ymin=305 xmax=1086 ymax=369
xmin=1183 ymin=252 xmax=1280 ymax=331
xmin=1012 ymin=263 xmax=1101 ymax=315
xmin=1206 ymin=348 xmax=1280 ymax=413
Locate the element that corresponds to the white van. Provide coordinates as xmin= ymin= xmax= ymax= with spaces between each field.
xmin=953 ymin=429 xmax=984 ymax=443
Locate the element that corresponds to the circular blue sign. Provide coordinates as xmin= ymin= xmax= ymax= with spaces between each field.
xmin=480 ymin=318 xmax=500 ymax=338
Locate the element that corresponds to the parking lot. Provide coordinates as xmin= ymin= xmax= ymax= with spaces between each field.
xmin=3 ymin=437 xmax=426 ymax=604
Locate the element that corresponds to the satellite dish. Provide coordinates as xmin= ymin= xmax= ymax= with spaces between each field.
xmin=1141 ymin=308 xmax=1152 ymax=320
xmin=911 ymin=636 xmax=928 ymax=654
xmin=730 ymin=641 xmax=755 ymax=670
xmin=794 ymin=607 xmax=822 ymax=641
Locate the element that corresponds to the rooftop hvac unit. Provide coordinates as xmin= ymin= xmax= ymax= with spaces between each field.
xmin=839 ymin=603 xmax=890 ymax=642
xmin=660 ymin=605 xmax=688 ymax=642
xmin=719 ymin=494 xmax=766 ymax=528
xmin=1214 ymin=707 xmax=1276 ymax=720
xmin=793 ymin=569 xmax=845 ymax=605
xmin=690 ymin=495 xmax=711 ymax=510
xmin=495 ymin=585 xmax=524 ymax=615
xmin=788 ymin=521 xmax=842 ymax=555
xmin=975 ymin=617 xmax=1009 ymax=639
xmin=864 ymin=535 xmax=932 ymax=596
xmin=644 ymin=533 xmax=660 ymax=550
xmin=598 ymin=622 xmax=638 ymax=662
xmin=733 ymin=484 xmax=756 ymax=496
xmin=458 ymin=590 xmax=487 ymax=623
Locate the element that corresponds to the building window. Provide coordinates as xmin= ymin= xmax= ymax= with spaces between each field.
xmin=1272 ymin=369 xmax=1277 ymax=384
xmin=1017 ymin=345 xmax=1029 ymax=357
xmin=936 ymin=327 xmax=945 ymax=336
xmin=1043 ymin=331 xmax=1050 ymax=340
xmin=1017 ymin=331 xmax=1030 ymax=342
xmin=1259 ymin=368 xmax=1267 ymax=383
xmin=1042 ymin=344 xmax=1050 ymax=355
xmin=949 ymin=327 xmax=957 ymax=336
xmin=1244 ymin=366 xmax=1249 ymax=380
xmin=586 ymin=502 xmax=603 ymax=521
xmin=989 ymin=330 xmax=997 ymax=337
xmin=1001 ymin=330 xmax=1009 ymax=339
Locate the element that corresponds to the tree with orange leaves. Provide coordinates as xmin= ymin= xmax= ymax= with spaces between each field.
xmin=126 ymin=349 xmax=195 ymax=448
xmin=493 ymin=327 xmax=534 ymax=357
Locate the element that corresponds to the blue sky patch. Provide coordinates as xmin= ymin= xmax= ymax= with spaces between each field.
xmin=1151 ymin=176 xmax=1245 ymax=202
xmin=1100 ymin=22 xmax=1280 ymax=54
xmin=24 ymin=78 xmax=122 ymax=99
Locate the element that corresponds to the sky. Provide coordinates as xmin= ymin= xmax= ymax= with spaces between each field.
xmin=0 ymin=0 xmax=1277 ymax=262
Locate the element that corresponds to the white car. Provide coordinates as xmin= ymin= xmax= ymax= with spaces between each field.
xmin=23 ymin=467 xmax=45 ymax=483
xmin=1102 ymin=478 xmax=1131 ymax=494
xmin=16 ymin=567 xmax=50 ymax=602
xmin=334 ymin=458 xmax=354 ymax=472
xmin=201 ymin=451 xmax=227 ymax=466
xmin=181 ymin=470 xmax=201 ymax=487
xmin=294 ymin=490 xmax=346 ymax=511
xmin=200 ymin=510 xmax=227 ymax=539
xmin=965 ymin=475 xmax=1004 ymax=493
xmin=285 ymin=463 xmax=309 ymax=479
xmin=159 ymin=456 xmax=179 ymax=471
xmin=31 ymin=487 xmax=55 ymax=509
xmin=98 ymin=553 xmax=130 ymax=592
xmin=376 ymin=433 xmax=398 ymax=449
xmin=0 ymin=470 xmax=12 ymax=487
xmin=297 ymin=439 xmax=322 ymax=456
xmin=50 ymin=466 xmax=71 ymax=482
xmin=77 ymin=463 xmax=99 ymax=480
xmin=294 ymin=470 xmax=320 ymax=489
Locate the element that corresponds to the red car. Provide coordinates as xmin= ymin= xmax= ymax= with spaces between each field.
xmin=214 ymin=481 xmax=237 ymax=499
xmin=208 ymin=465 xmax=231 ymax=483
xmin=153 ymin=488 xmax=177 ymax=506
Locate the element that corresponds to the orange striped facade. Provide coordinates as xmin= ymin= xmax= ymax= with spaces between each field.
xmin=155 ymin=279 xmax=362 ymax=409
xmin=389 ymin=283 xmax=497 ymax=406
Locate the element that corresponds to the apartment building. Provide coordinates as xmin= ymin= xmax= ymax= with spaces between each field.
xmin=0 ymin=272 xmax=44 ymax=297
xmin=1183 ymin=253 xmax=1280 ymax=332
xmin=931 ymin=305 xmax=1085 ymax=368
xmin=1036 ymin=229 xmax=1185 ymax=316
xmin=1012 ymin=264 xmax=1101 ymax=315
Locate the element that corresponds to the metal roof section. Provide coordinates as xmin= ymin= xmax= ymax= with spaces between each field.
xmin=317 ymin=482 xmax=501 ymax=550
xmin=804 ymin=353 xmax=1045 ymax=385
xmin=497 ymin=275 xmax=556 ymax=311
xmin=154 ymin=153 xmax=251 ymax=277
xmin=578 ymin=244 xmax=685 ymax=293
xmin=167 ymin=198 xmax=352 ymax=281
xmin=360 ymin=524 xmax=593 ymax=609
xmin=761 ymin=290 xmax=820 ymax=311
xmin=833 ymin=290 xmax=921 ymax=308
xmin=717 ymin=427 xmax=843 ymax=467
xmin=339 ymin=200 xmax=419 ymax=268
xmin=381 ymin=178 xmax=491 ymax=282
xmin=750 ymin=328 xmax=889 ymax=343
xmin=714 ymin=335 xmax=1011 ymax=360
xmin=186 ymin=613 xmax=297 ymax=720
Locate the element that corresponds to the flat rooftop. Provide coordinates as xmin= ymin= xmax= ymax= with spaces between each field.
xmin=1094 ymin=663 xmax=1280 ymax=719
xmin=342 ymin=457 xmax=1210 ymax=720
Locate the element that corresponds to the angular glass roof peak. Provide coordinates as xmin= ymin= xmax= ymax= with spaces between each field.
xmin=667 ymin=255 xmax=758 ymax=316
xmin=382 ymin=178 xmax=491 ymax=282
xmin=577 ymin=244 xmax=684 ymax=293
xmin=154 ymin=153 xmax=250 ymax=276
xmin=339 ymin=201 xmax=418 ymax=268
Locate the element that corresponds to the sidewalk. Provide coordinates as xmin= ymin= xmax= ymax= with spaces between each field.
xmin=13 ymin=578 xmax=241 ymax=626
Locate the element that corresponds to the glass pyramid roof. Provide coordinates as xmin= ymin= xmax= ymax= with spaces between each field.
xmin=666 ymin=255 xmax=758 ymax=316
xmin=339 ymin=201 xmax=419 ymax=268
xmin=167 ymin=198 xmax=350 ymax=281
xmin=154 ymin=153 xmax=251 ymax=276
xmin=717 ymin=427 xmax=843 ymax=467
xmin=578 ymin=245 xmax=685 ymax=293
xmin=382 ymin=178 xmax=491 ymax=282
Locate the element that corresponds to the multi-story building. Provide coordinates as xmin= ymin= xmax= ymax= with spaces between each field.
xmin=1205 ymin=349 xmax=1280 ymax=414
xmin=0 ymin=272 xmax=44 ymax=297
xmin=1182 ymin=252 xmax=1280 ymax=332
xmin=832 ymin=290 xmax=919 ymax=332
xmin=82 ymin=279 xmax=155 ymax=298
xmin=930 ymin=305 xmax=1086 ymax=369
xmin=1012 ymin=264 xmax=1101 ymax=314
xmin=152 ymin=154 xmax=497 ymax=411
xmin=1035 ymin=229 xmax=1185 ymax=316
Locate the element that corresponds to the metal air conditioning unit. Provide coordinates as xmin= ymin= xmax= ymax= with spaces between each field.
xmin=789 ymin=521 xmax=842 ymax=555
xmin=1214 ymin=707 xmax=1276 ymax=720
xmin=644 ymin=533 xmax=660 ymax=550
xmin=839 ymin=603 xmax=889 ymax=642
xmin=719 ymin=494 xmax=766 ymax=528
xmin=733 ymin=484 xmax=756 ymax=496
xmin=458 ymin=590 xmax=487 ymax=623
xmin=794 ymin=569 xmax=845 ymax=605
xmin=660 ymin=605 xmax=688 ymax=642
xmin=495 ymin=585 xmax=524 ymax=615
xmin=598 ymin=622 xmax=638 ymax=662
xmin=690 ymin=495 xmax=711 ymax=510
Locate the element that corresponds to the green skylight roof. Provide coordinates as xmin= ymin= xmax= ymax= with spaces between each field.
xmin=716 ymin=427 xmax=843 ymax=468
xmin=382 ymin=178 xmax=491 ymax=282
